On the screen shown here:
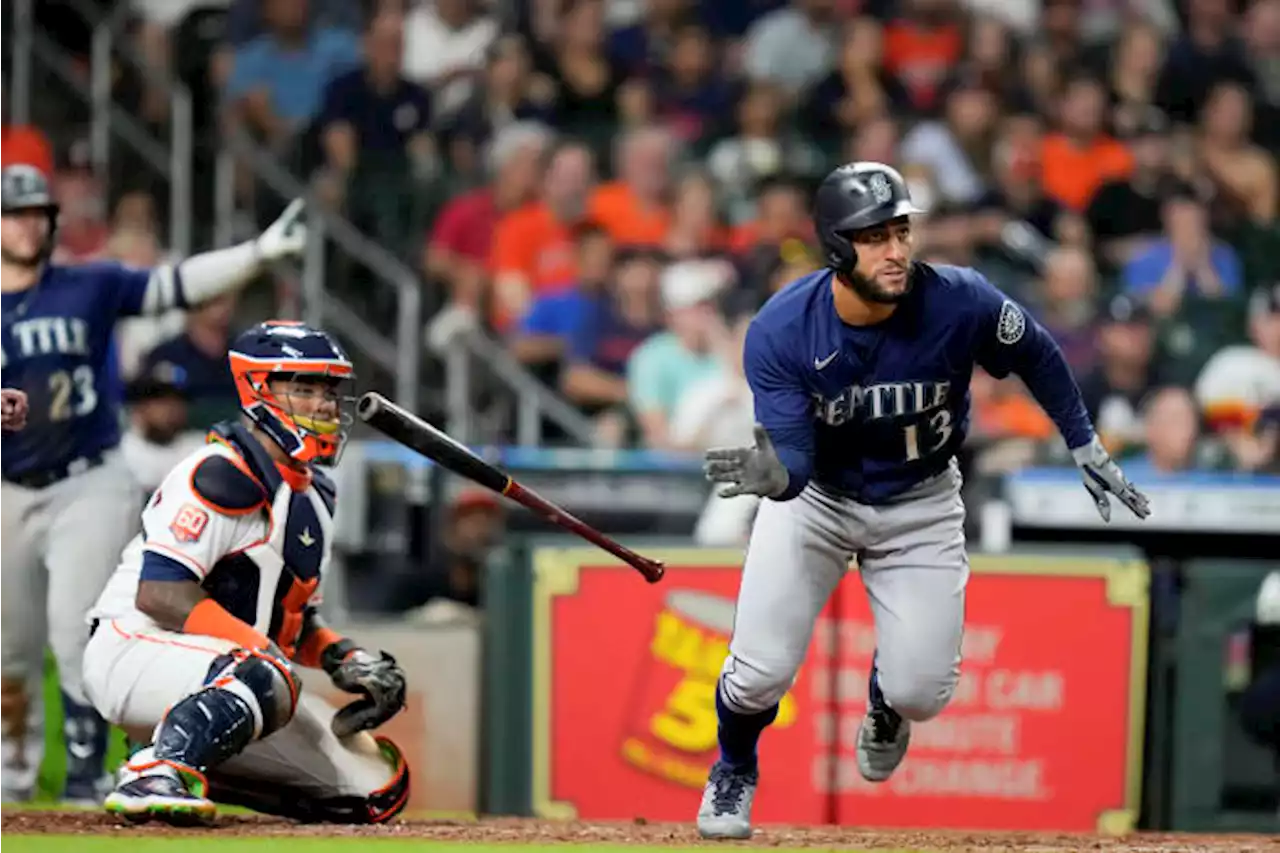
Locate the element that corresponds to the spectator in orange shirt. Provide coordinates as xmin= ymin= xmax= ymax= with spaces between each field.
xmin=881 ymin=0 xmax=964 ymax=115
xmin=1040 ymin=73 xmax=1134 ymax=211
xmin=488 ymin=140 xmax=596 ymax=333
xmin=588 ymin=124 xmax=673 ymax=248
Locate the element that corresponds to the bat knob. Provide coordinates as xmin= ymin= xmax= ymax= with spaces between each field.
xmin=645 ymin=560 xmax=666 ymax=584
xmin=356 ymin=393 xmax=384 ymax=422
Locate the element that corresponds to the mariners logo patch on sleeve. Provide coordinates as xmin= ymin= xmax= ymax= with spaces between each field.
xmin=170 ymin=503 xmax=210 ymax=543
xmin=997 ymin=300 xmax=1026 ymax=345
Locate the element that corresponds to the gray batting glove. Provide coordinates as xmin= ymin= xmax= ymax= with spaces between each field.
xmin=704 ymin=424 xmax=790 ymax=499
xmin=1071 ymin=436 xmax=1151 ymax=522
xmin=255 ymin=198 xmax=308 ymax=262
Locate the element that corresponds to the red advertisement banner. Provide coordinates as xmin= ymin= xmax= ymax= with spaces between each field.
xmin=531 ymin=549 xmax=1148 ymax=834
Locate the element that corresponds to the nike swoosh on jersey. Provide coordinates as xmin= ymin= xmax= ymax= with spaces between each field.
xmin=815 ymin=350 xmax=839 ymax=369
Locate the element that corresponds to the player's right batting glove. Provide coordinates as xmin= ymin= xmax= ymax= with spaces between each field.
xmin=1071 ymin=436 xmax=1152 ymax=522
xmin=324 ymin=647 xmax=407 ymax=738
xmin=704 ymin=424 xmax=790 ymax=499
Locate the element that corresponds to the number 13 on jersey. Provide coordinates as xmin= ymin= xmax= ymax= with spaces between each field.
xmin=903 ymin=408 xmax=953 ymax=461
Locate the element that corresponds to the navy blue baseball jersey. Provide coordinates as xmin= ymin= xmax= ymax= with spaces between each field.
xmin=746 ymin=263 xmax=1093 ymax=504
xmin=1 ymin=262 xmax=180 ymax=478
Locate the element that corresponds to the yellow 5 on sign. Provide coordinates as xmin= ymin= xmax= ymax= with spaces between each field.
xmin=650 ymin=674 xmax=799 ymax=754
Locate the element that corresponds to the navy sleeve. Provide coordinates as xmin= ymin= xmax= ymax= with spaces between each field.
xmin=969 ymin=273 xmax=1095 ymax=450
xmin=742 ymin=319 xmax=814 ymax=501
xmin=88 ymin=261 xmax=162 ymax=318
xmin=140 ymin=550 xmax=200 ymax=582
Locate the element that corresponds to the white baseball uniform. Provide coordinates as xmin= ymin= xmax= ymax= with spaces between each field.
xmin=83 ymin=434 xmax=398 ymax=801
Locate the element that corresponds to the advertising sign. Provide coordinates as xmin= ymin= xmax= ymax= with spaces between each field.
xmin=531 ymin=549 xmax=1148 ymax=833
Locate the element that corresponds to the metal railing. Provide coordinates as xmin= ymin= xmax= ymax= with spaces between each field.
xmin=217 ymin=129 xmax=422 ymax=413
xmin=11 ymin=0 xmax=602 ymax=447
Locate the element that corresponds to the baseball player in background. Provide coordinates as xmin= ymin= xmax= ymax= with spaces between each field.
xmin=696 ymin=162 xmax=1152 ymax=839
xmin=0 ymin=162 xmax=308 ymax=804
xmin=84 ymin=321 xmax=409 ymax=825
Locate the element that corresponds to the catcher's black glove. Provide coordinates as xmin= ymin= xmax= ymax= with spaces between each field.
xmin=324 ymin=647 xmax=406 ymax=738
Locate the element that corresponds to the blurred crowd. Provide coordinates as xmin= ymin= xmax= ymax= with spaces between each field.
xmin=5 ymin=0 xmax=1280 ymax=487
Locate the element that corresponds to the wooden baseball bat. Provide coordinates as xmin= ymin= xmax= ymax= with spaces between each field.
xmin=356 ymin=392 xmax=665 ymax=584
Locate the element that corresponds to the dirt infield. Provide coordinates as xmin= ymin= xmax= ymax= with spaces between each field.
xmin=3 ymin=810 xmax=1276 ymax=852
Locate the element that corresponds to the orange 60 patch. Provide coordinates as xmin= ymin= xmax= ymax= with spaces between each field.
xmin=170 ymin=503 xmax=210 ymax=543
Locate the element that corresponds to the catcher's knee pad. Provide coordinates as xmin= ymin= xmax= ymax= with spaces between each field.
xmin=152 ymin=649 xmax=299 ymax=774
xmin=208 ymin=735 xmax=410 ymax=824
xmin=204 ymin=648 xmax=300 ymax=738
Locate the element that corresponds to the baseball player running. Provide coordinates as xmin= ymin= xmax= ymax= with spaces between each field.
xmin=0 ymin=162 xmax=308 ymax=803
xmin=84 ymin=321 xmax=410 ymax=825
xmin=696 ymin=162 xmax=1151 ymax=839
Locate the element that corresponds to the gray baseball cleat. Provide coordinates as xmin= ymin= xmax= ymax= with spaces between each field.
xmin=856 ymin=666 xmax=911 ymax=782
xmin=696 ymin=760 xmax=759 ymax=840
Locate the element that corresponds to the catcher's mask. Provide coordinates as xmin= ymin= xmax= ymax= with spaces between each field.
xmin=227 ymin=321 xmax=356 ymax=466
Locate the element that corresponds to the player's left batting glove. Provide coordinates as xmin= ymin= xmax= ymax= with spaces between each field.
xmin=704 ymin=424 xmax=790 ymax=499
xmin=1071 ymin=436 xmax=1152 ymax=522
xmin=325 ymin=648 xmax=407 ymax=738
xmin=255 ymin=198 xmax=308 ymax=262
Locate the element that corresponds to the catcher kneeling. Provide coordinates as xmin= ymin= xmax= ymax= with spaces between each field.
xmin=83 ymin=321 xmax=409 ymax=825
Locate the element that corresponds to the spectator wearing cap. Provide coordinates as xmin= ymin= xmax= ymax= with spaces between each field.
xmin=1086 ymin=108 xmax=1176 ymax=271
xmin=1122 ymin=188 xmax=1244 ymax=317
xmin=426 ymin=121 xmax=553 ymax=319
xmin=627 ymin=259 xmax=732 ymax=449
xmin=561 ymin=247 xmax=664 ymax=418
xmin=139 ymin=293 xmax=240 ymax=427
xmin=1078 ymin=295 xmax=1161 ymax=454
xmin=384 ymin=487 xmax=505 ymax=613
xmin=223 ymin=0 xmax=360 ymax=152
xmin=1040 ymin=72 xmax=1134 ymax=212
xmin=488 ymin=141 xmax=596 ymax=334
xmin=119 ymin=369 xmax=205 ymax=497
xmin=1194 ymin=283 xmax=1280 ymax=442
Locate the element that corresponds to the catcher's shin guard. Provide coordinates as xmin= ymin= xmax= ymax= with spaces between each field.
xmin=153 ymin=648 xmax=300 ymax=775
xmin=208 ymin=736 xmax=410 ymax=824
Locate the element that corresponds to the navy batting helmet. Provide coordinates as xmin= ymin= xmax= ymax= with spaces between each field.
xmin=813 ymin=162 xmax=925 ymax=275
xmin=2 ymin=164 xmax=60 ymax=260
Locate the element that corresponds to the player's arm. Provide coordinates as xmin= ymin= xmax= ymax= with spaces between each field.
xmin=135 ymin=453 xmax=277 ymax=650
xmin=971 ymin=276 xmax=1150 ymax=522
xmin=704 ymin=321 xmax=815 ymax=501
xmin=107 ymin=199 xmax=307 ymax=318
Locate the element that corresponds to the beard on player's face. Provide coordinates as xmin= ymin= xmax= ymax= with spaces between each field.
xmin=844 ymin=262 xmax=913 ymax=304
